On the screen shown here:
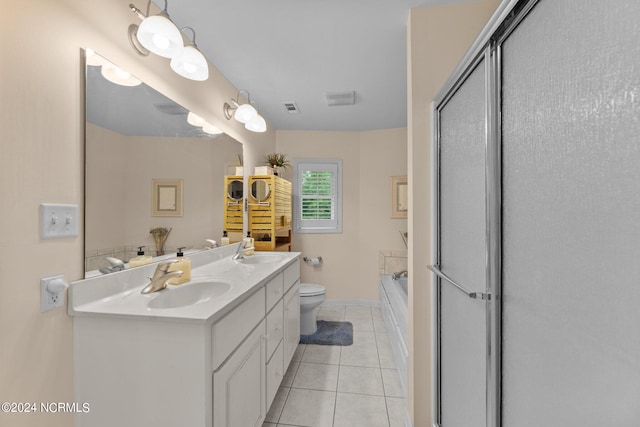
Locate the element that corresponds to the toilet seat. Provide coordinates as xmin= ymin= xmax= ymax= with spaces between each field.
xmin=300 ymin=283 xmax=326 ymax=297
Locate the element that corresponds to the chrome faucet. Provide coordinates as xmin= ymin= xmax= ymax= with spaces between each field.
xmin=99 ymin=257 xmax=126 ymax=274
xmin=141 ymin=261 xmax=183 ymax=294
xmin=232 ymin=241 xmax=254 ymax=260
xmin=392 ymin=270 xmax=408 ymax=280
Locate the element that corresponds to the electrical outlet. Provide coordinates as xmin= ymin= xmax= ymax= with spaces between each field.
xmin=41 ymin=275 xmax=67 ymax=312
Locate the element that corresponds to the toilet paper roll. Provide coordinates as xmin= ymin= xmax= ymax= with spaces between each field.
xmin=309 ymin=258 xmax=321 ymax=266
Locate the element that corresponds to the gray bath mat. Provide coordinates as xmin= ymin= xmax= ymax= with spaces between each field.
xmin=300 ymin=321 xmax=353 ymax=346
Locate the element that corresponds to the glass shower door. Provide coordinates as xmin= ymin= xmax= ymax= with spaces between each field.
xmin=500 ymin=0 xmax=640 ymax=425
xmin=435 ymin=57 xmax=488 ymax=427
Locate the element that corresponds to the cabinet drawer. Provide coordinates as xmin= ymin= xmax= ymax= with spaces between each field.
xmin=212 ymin=287 xmax=266 ymax=370
xmin=265 ymin=273 xmax=284 ymax=312
xmin=283 ymin=258 xmax=300 ymax=293
xmin=265 ymin=340 xmax=284 ymax=411
xmin=265 ymin=299 xmax=284 ymax=359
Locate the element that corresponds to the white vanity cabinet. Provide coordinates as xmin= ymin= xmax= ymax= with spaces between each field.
xmin=72 ymin=252 xmax=300 ymax=427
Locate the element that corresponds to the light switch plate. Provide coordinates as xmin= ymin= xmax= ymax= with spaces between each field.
xmin=40 ymin=203 xmax=79 ymax=239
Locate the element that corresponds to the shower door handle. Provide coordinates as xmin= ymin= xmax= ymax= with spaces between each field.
xmin=428 ymin=265 xmax=490 ymax=300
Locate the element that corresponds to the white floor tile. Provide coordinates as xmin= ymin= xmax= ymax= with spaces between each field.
xmin=345 ymin=305 xmax=372 ymax=319
xmin=348 ymin=317 xmax=374 ymax=332
xmin=292 ymin=344 xmax=306 ymax=362
xmin=301 ymin=344 xmax=341 ymax=365
xmin=265 ymin=386 xmax=290 ymax=423
xmin=293 ymin=362 xmax=339 ymax=391
xmin=386 ymin=397 xmax=408 ymax=427
xmin=381 ymin=369 xmax=404 ymax=398
xmin=282 ymin=361 xmax=300 ymax=387
xmin=279 ymin=388 xmax=336 ymax=427
xmin=333 ymin=393 xmax=389 ymax=427
xmin=341 ymin=332 xmax=379 ymax=368
xmin=318 ymin=305 xmax=346 ymax=321
xmin=337 ymin=365 xmax=384 ymax=396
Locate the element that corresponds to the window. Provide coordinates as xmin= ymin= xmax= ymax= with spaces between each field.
xmin=293 ymin=158 xmax=342 ymax=233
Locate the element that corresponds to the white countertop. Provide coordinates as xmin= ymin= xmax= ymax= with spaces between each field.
xmin=69 ymin=244 xmax=300 ymax=324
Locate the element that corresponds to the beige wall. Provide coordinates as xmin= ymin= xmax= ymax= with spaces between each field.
xmin=406 ymin=1 xmax=500 ymax=425
xmin=0 ymin=1 xmax=274 ymax=426
xmin=276 ymin=128 xmax=407 ymax=301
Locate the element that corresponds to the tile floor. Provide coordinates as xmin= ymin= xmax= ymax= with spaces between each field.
xmin=263 ymin=305 xmax=407 ymax=427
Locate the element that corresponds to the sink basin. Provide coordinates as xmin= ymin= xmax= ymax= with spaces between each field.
xmin=147 ymin=281 xmax=231 ymax=309
xmin=238 ymin=253 xmax=287 ymax=265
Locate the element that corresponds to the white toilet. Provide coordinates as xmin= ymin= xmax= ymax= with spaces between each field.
xmin=299 ymin=283 xmax=327 ymax=335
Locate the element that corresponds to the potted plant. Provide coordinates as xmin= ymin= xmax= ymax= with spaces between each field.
xmin=265 ymin=153 xmax=291 ymax=176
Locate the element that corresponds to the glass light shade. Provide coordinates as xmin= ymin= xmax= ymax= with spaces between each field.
xmin=202 ymin=121 xmax=223 ymax=135
xmin=245 ymin=114 xmax=267 ymax=133
xmin=170 ymin=45 xmax=209 ymax=81
xmin=100 ymin=64 xmax=142 ymax=87
xmin=187 ymin=112 xmax=205 ymax=127
xmin=234 ymin=103 xmax=258 ymax=124
xmin=136 ymin=14 xmax=183 ymax=58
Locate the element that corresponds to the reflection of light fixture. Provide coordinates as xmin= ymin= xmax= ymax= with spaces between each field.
xmin=187 ymin=112 xmax=205 ymax=126
xmin=170 ymin=27 xmax=208 ymax=81
xmin=86 ymin=48 xmax=141 ymax=87
xmin=187 ymin=111 xmax=223 ymax=135
xmin=202 ymin=121 xmax=223 ymax=135
xmin=101 ymin=64 xmax=142 ymax=87
xmin=223 ymin=91 xmax=267 ymax=133
xmin=134 ymin=1 xmax=182 ymax=59
xmin=129 ymin=3 xmax=209 ymax=82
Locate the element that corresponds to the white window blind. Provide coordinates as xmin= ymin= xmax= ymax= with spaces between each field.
xmin=293 ymin=159 xmax=342 ymax=233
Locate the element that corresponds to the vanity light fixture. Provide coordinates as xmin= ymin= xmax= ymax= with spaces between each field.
xmin=129 ymin=2 xmax=209 ymax=82
xmin=223 ymin=91 xmax=267 ymax=133
xmin=170 ymin=27 xmax=208 ymax=81
xmin=133 ymin=1 xmax=182 ymax=59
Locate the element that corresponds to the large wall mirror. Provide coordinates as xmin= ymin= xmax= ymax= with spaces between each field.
xmin=84 ymin=50 xmax=243 ymax=277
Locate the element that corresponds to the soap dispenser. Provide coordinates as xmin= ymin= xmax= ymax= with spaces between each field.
xmin=244 ymin=232 xmax=255 ymax=256
xmin=221 ymin=230 xmax=230 ymax=246
xmin=129 ymin=246 xmax=152 ymax=268
xmin=167 ymin=247 xmax=191 ymax=285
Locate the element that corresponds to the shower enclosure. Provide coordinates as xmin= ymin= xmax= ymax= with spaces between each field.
xmin=431 ymin=1 xmax=640 ymax=426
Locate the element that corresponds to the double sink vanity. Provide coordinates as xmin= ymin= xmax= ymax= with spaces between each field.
xmin=69 ymin=243 xmax=300 ymax=427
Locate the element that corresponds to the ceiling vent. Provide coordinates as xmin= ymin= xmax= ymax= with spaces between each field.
xmin=325 ymin=90 xmax=355 ymax=106
xmin=282 ymin=101 xmax=300 ymax=114
xmin=154 ymin=102 xmax=187 ymax=115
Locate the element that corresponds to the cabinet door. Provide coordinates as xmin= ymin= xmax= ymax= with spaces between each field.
xmin=283 ymin=281 xmax=300 ymax=366
xmin=213 ymin=321 xmax=266 ymax=427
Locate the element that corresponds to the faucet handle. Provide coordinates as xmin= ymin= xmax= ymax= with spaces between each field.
xmin=155 ymin=260 xmax=178 ymax=274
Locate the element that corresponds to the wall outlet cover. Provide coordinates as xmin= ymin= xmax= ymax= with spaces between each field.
xmin=41 ymin=275 xmax=66 ymax=312
xmin=40 ymin=203 xmax=79 ymax=239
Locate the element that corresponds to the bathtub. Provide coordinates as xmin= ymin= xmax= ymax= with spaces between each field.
xmin=379 ymin=274 xmax=408 ymax=395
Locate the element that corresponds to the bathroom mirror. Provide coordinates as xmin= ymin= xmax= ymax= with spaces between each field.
xmin=227 ymin=179 xmax=243 ymax=201
xmin=251 ymin=180 xmax=271 ymax=202
xmin=84 ymin=50 xmax=243 ymax=276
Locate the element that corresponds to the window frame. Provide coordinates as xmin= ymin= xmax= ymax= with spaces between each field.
xmin=293 ymin=158 xmax=343 ymax=234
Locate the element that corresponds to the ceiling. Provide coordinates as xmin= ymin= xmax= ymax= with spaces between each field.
xmin=157 ymin=0 xmax=473 ymax=132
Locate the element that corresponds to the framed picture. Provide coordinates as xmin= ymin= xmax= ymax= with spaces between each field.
xmin=391 ymin=176 xmax=408 ymax=219
xmin=152 ymin=179 xmax=183 ymax=217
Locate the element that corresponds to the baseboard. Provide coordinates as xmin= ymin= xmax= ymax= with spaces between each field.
xmin=321 ymin=299 xmax=381 ymax=308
